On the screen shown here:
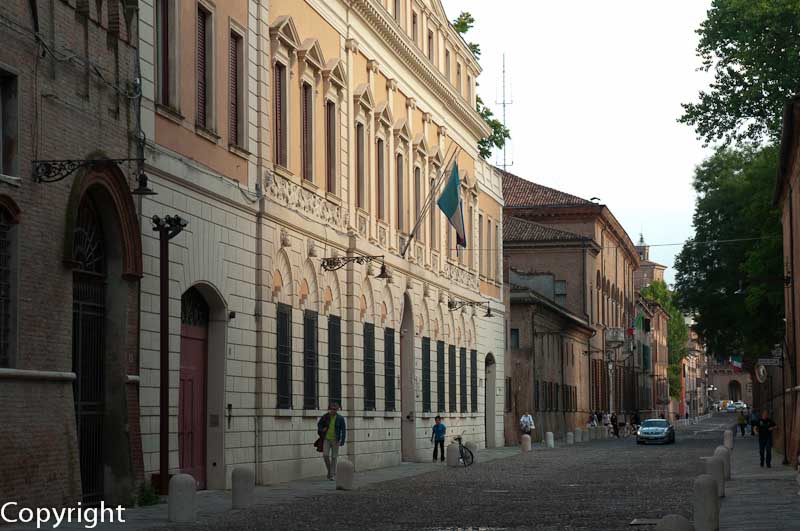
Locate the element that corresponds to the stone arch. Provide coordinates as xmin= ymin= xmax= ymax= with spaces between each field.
xmin=64 ymin=161 xmax=142 ymax=278
xmin=360 ymin=276 xmax=376 ymax=323
xmin=299 ymin=259 xmax=320 ymax=312
xmin=272 ymin=248 xmax=294 ymax=306
xmin=468 ymin=315 xmax=477 ymax=349
xmin=322 ymin=269 xmax=343 ymax=317
xmin=419 ymin=297 xmax=432 ymax=338
xmin=381 ymin=284 xmax=396 ymax=329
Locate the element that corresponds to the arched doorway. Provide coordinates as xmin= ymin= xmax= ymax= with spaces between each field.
xmin=729 ymin=380 xmax=742 ymax=402
xmin=179 ymin=287 xmax=209 ymax=488
xmin=485 ymin=353 xmax=496 ymax=448
xmin=400 ymin=292 xmax=416 ymax=461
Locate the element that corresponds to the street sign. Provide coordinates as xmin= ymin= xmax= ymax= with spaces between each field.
xmin=758 ymin=358 xmax=782 ymax=366
xmin=755 ymin=364 xmax=768 ymax=383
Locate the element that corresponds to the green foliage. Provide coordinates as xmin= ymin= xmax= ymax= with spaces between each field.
xmin=476 ymin=96 xmax=511 ymax=160
xmin=667 ymin=365 xmax=682 ymax=400
xmin=674 ymin=145 xmax=784 ymax=361
xmin=451 ymin=12 xmax=475 ymax=34
xmin=137 ymin=481 xmax=160 ymax=506
xmin=679 ymin=0 xmax=800 ymax=146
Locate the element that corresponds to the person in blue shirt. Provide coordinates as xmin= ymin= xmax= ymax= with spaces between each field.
xmin=431 ymin=416 xmax=447 ymax=462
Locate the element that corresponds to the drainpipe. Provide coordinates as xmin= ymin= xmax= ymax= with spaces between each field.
xmin=530 ymin=305 xmax=536 ymax=438
xmin=560 ymin=332 xmax=567 ymax=436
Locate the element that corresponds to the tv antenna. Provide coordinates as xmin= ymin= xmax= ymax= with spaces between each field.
xmin=496 ymin=53 xmax=513 ymax=171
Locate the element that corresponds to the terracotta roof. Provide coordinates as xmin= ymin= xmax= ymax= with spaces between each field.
xmin=503 ymin=216 xmax=586 ymax=243
xmin=499 ymin=168 xmax=593 ymax=207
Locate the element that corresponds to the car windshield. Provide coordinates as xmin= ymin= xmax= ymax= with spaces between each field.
xmin=642 ymin=420 xmax=668 ymax=428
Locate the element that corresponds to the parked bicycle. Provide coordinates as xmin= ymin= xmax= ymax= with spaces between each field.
xmin=453 ymin=435 xmax=474 ymax=467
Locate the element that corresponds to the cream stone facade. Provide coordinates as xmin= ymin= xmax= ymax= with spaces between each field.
xmin=136 ymin=0 xmax=504 ymax=488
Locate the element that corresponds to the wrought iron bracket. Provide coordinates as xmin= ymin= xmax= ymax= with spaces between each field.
xmin=448 ymin=298 xmax=492 ymax=317
xmin=33 ymin=158 xmax=144 ymax=183
xmin=320 ymin=255 xmax=384 ymax=272
xmin=152 ymin=215 xmax=187 ymax=240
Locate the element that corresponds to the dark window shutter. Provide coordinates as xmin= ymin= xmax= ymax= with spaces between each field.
xmin=436 ymin=341 xmax=445 ymax=412
xmin=363 ymin=322 xmax=375 ymax=411
xmin=276 ymin=303 xmax=292 ymax=409
xmin=356 ymin=124 xmax=364 ymax=208
xmin=422 ymin=337 xmax=431 ymax=413
xmin=414 ymin=167 xmax=421 ymax=241
xmin=303 ymin=310 xmax=318 ymax=409
xmin=196 ymin=7 xmax=207 ymax=129
xmin=229 ymin=33 xmax=239 ymax=146
xmin=429 ymin=178 xmax=436 ymax=248
xmin=460 ymin=347 xmax=467 ymax=413
xmin=159 ymin=0 xmax=170 ymax=104
xmin=328 ymin=315 xmax=341 ymax=406
xmin=274 ymin=63 xmax=285 ymax=166
xmin=448 ymin=344 xmax=456 ymax=412
xmin=396 ymin=154 xmax=404 ymax=231
xmin=377 ymin=140 xmax=385 ymax=220
xmin=470 ymin=349 xmax=477 ymax=412
xmin=384 ymin=328 xmax=395 ymax=411
xmin=302 ymin=83 xmax=312 ymax=181
xmin=326 ymin=101 xmax=336 ymax=193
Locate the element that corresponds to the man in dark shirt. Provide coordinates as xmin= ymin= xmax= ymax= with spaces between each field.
xmin=754 ymin=409 xmax=777 ymax=468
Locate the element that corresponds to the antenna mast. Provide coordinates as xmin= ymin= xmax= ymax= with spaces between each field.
xmin=496 ymin=53 xmax=513 ymax=171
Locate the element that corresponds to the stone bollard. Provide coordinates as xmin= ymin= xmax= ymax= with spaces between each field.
xmin=655 ymin=514 xmax=693 ymax=531
xmin=601 ymin=426 xmax=609 ymax=440
xmin=566 ymin=432 xmax=574 ymax=445
xmin=723 ymin=429 xmax=734 ymax=451
xmin=574 ymin=428 xmax=583 ymax=443
xmin=545 ymin=432 xmax=555 ymax=448
xmin=693 ymin=474 xmax=720 ymax=531
xmin=446 ymin=442 xmax=460 ymax=466
xmin=588 ymin=427 xmax=595 ymax=440
xmin=231 ymin=466 xmax=255 ymax=509
xmin=465 ymin=441 xmax=478 ymax=461
xmin=520 ymin=434 xmax=532 ymax=452
xmin=705 ymin=456 xmax=725 ymax=498
xmin=714 ymin=446 xmax=731 ymax=480
xmin=168 ymin=474 xmax=196 ymax=523
xmin=336 ymin=459 xmax=354 ymax=490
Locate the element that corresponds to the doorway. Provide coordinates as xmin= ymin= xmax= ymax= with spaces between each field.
xmin=485 ymin=353 xmax=496 ymax=448
xmin=728 ymin=380 xmax=742 ymax=402
xmin=179 ymin=287 xmax=209 ymax=488
xmin=400 ymin=292 xmax=416 ymax=461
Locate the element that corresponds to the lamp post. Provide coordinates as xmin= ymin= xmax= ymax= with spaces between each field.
xmin=152 ymin=214 xmax=187 ymax=494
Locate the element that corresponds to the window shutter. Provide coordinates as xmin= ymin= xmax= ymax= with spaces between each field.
xmin=302 ymin=83 xmax=311 ymax=181
xmin=326 ymin=101 xmax=336 ymax=193
xmin=422 ymin=337 xmax=431 ymax=413
xmin=303 ymin=310 xmax=318 ymax=410
xmin=448 ymin=344 xmax=456 ymax=412
xmin=470 ymin=349 xmax=477 ymax=412
xmin=274 ymin=64 xmax=285 ymax=166
xmin=377 ymin=140 xmax=385 ymax=220
xmin=436 ymin=341 xmax=445 ymax=412
xmin=429 ymin=177 xmax=436 ymax=249
xmin=356 ymin=124 xmax=364 ymax=208
xmin=384 ymin=328 xmax=395 ymax=411
xmin=229 ymin=33 xmax=239 ymax=146
xmin=276 ymin=303 xmax=292 ymax=409
xmin=159 ymin=0 xmax=170 ymax=105
xmin=328 ymin=315 xmax=341 ymax=406
xmin=396 ymin=155 xmax=403 ymax=231
xmin=460 ymin=347 xmax=467 ymax=413
xmin=364 ymin=322 xmax=375 ymax=411
xmin=196 ymin=7 xmax=207 ymax=129
xmin=414 ymin=167 xmax=421 ymax=241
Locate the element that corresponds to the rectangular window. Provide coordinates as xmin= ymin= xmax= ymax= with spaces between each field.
xmin=445 ymin=49 xmax=450 ymax=78
xmin=394 ymin=0 xmax=401 ymax=22
xmin=470 ymin=349 xmax=477 ymax=412
xmin=555 ymin=383 xmax=560 ymax=411
xmin=377 ymin=139 xmax=385 ymax=220
xmin=467 ymin=74 xmax=472 ymax=103
xmin=437 ymin=340 xmax=445 ymax=412
xmin=478 ymin=214 xmax=484 ymax=274
xmin=460 ymin=347 xmax=467 ymax=413
xmin=486 ymin=219 xmax=493 ymax=279
xmin=274 ymin=62 xmax=287 ymax=166
xmin=467 ymin=206 xmax=473 ymax=268
xmin=229 ymin=31 xmax=242 ymax=147
xmin=510 ymin=328 xmax=519 ymax=349
xmin=276 ymin=303 xmax=292 ymax=409
xmin=448 ymin=344 xmax=456 ymax=413
xmin=384 ymin=328 xmax=396 ymax=411
xmin=495 ymin=223 xmax=500 ymax=282
xmin=427 ymin=30 xmax=434 ymax=61
xmin=356 ymin=123 xmax=365 ymax=208
xmin=303 ymin=310 xmax=318 ymax=409
xmin=0 ymin=208 xmax=15 ymax=367
xmin=555 ymin=280 xmax=567 ymax=306
xmin=364 ymin=322 xmax=376 ymax=411
xmin=446 ymin=220 xmax=452 ymax=259
xmin=326 ymin=101 xmax=336 ymax=193
xmin=396 ymin=154 xmax=404 ymax=231
xmin=412 ymin=12 xmax=418 ymax=43
xmin=414 ymin=167 xmax=422 ymax=242
xmin=422 ymin=337 xmax=431 ymax=413
xmin=456 ymin=63 xmax=462 ymax=93
xmin=156 ymin=0 xmax=173 ymax=107
xmin=301 ymin=82 xmax=313 ymax=182
xmin=0 ymin=71 xmax=18 ymax=177
xmin=504 ymin=377 xmax=512 ymax=412
xmin=534 ymin=380 xmax=539 ymax=410
xmin=196 ymin=6 xmax=212 ymax=130
xmin=429 ymin=177 xmax=437 ymax=249
xmin=328 ymin=315 xmax=341 ymax=406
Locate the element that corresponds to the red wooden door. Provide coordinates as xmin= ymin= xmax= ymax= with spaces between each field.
xmin=179 ymin=323 xmax=207 ymax=489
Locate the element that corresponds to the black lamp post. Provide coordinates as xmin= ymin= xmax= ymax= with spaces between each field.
xmin=152 ymin=214 xmax=187 ymax=494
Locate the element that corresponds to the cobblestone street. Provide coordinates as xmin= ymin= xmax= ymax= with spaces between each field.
xmin=158 ymin=423 xmax=726 ymax=531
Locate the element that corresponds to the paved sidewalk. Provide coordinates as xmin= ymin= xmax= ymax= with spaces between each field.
xmin=9 ymin=446 xmax=519 ymax=530
xmin=719 ymin=434 xmax=800 ymax=530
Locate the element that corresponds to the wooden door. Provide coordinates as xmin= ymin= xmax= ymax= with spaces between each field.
xmin=179 ymin=323 xmax=207 ymax=488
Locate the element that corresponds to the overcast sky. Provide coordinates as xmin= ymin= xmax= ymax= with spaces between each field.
xmin=441 ymin=0 xmax=714 ymax=284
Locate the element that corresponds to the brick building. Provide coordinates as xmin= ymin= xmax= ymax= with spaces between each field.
xmin=0 ymin=0 xmax=143 ymax=509
xmin=501 ymin=171 xmax=640 ymax=422
xmin=634 ymin=234 xmax=666 ymax=291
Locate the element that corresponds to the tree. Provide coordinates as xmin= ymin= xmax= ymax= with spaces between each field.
xmin=451 ymin=12 xmax=510 ymax=159
xmin=674 ymin=145 xmax=784 ymax=362
xmin=640 ymin=280 xmax=689 ymax=400
xmin=679 ymin=0 xmax=800 ymax=146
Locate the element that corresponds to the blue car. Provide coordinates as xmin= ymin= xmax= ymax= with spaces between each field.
xmin=636 ymin=419 xmax=675 ymax=445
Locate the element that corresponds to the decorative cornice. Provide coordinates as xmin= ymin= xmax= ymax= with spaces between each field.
xmin=367 ymin=59 xmax=380 ymax=74
xmin=345 ymin=38 xmax=359 ymax=54
xmin=386 ymin=78 xmax=398 ymax=92
xmin=351 ymin=0 xmax=490 ymax=142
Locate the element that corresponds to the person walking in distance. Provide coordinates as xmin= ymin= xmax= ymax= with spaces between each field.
xmin=520 ymin=411 xmax=535 ymax=437
xmin=610 ymin=412 xmax=620 ymax=438
xmin=736 ymin=409 xmax=747 ymax=436
xmin=431 ymin=416 xmax=447 ymax=462
xmin=317 ymin=403 xmax=346 ymax=480
xmin=754 ymin=409 xmax=777 ymax=468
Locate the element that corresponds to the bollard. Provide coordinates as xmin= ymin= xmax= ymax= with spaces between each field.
xmin=168 ymin=474 xmax=197 ymax=523
xmin=714 ymin=446 xmax=731 ymax=480
xmin=446 ymin=442 xmax=460 ymax=466
xmin=601 ymin=426 xmax=609 ymax=440
xmin=693 ymin=474 xmax=720 ymax=531
xmin=336 ymin=459 xmax=354 ymax=490
xmin=574 ymin=428 xmax=583 ymax=443
xmin=231 ymin=466 xmax=255 ymax=509
xmin=465 ymin=441 xmax=478 ymax=461
xmin=705 ymin=456 xmax=725 ymax=498
xmin=592 ymin=426 xmax=599 ymax=440
xmin=545 ymin=432 xmax=555 ymax=448
xmin=723 ymin=429 xmax=734 ymax=451
xmin=566 ymin=432 xmax=574 ymax=445
xmin=520 ymin=434 xmax=532 ymax=452
xmin=655 ymin=514 xmax=692 ymax=531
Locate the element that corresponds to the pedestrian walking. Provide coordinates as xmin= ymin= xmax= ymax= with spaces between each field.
xmin=520 ymin=411 xmax=535 ymax=436
xmin=602 ymin=411 xmax=610 ymax=428
xmin=632 ymin=411 xmax=641 ymax=427
xmin=610 ymin=413 xmax=620 ymax=438
xmin=736 ymin=409 xmax=747 ymax=436
xmin=317 ymin=403 xmax=346 ymax=480
xmin=754 ymin=410 xmax=777 ymax=468
xmin=431 ymin=415 xmax=446 ymax=462
xmin=749 ymin=408 xmax=759 ymax=436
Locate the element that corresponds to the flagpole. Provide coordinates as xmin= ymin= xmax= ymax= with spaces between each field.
xmin=399 ymin=146 xmax=461 ymax=258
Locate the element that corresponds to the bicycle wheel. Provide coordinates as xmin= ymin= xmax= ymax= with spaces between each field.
xmin=459 ymin=446 xmax=474 ymax=467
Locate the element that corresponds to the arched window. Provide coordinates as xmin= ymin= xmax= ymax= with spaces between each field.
xmin=0 ymin=204 xmax=17 ymax=367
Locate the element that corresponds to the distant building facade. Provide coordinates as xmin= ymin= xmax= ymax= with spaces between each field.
xmin=634 ymin=235 xmax=666 ymax=291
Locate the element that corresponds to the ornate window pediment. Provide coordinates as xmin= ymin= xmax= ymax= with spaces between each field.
xmin=393 ymin=118 xmax=411 ymax=145
xmin=270 ymin=16 xmax=300 ymax=51
xmin=353 ymin=83 xmax=374 ymax=111
xmin=375 ymin=102 xmax=393 ymax=129
xmin=323 ymin=58 xmax=347 ymax=90
xmin=413 ymin=133 xmax=430 ymax=158
xmin=428 ymin=145 xmax=444 ymax=167
xmin=297 ymin=38 xmax=325 ymax=72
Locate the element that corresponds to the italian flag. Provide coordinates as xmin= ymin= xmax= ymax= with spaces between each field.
xmin=730 ymin=355 xmax=742 ymax=372
xmin=437 ymin=162 xmax=467 ymax=248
